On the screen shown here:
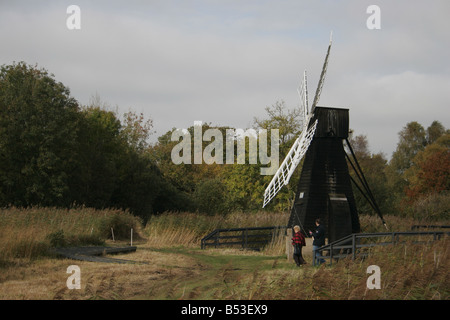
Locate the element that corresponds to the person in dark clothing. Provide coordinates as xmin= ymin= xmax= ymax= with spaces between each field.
xmin=310 ymin=219 xmax=326 ymax=266
xmin=291 ymin=225 xmax=306 ymax=266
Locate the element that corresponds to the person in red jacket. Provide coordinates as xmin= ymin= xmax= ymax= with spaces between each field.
xmin=291 ymin=225 xmax=306 ymax=266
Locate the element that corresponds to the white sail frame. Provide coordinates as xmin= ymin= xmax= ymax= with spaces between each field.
xmin=262 ymin=118 xmax=318 ymax=208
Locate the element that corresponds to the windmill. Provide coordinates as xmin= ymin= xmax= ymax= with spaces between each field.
xmin=263 ymin=33 xmax=386 ymax=244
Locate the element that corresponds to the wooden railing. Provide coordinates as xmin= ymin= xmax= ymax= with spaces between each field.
xmin=315 ymin=230 xmax=449 ymax=266
xmin=201 ymin=226 xmax=287 ymax=250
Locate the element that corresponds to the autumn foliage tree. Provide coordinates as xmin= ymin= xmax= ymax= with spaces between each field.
xmin=386 ymin=120 xmax=449 ymax=219
xmin=405 ymin=133 xmax=450 ymax=199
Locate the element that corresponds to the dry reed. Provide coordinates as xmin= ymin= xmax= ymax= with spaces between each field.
xmin=0 ymin=207 xmax=142 ymax=263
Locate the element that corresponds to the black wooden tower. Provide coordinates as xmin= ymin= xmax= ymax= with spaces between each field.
xmin=288 ymin=106 xmax=360 ymax=243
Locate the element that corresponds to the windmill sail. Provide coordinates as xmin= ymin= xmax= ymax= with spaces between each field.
xmin=311 ymin=32 xmax=332 ymax=113
xmin=297 ymin=70 xmax=309 ymax=127
xmin=262 ymin=118 xmax=318 ymax=208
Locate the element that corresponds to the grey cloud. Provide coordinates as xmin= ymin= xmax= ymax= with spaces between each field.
xmin=1 ymin=0 xmax=449 ymax=158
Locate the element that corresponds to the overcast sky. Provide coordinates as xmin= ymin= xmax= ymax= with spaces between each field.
xmin=1 ymin=0 xmax=449 ymax=159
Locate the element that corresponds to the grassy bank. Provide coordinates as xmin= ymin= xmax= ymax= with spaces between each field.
xmin=143 ymin=211 xmax=288 ymax=248
xmin=0 ymin=207 xmax=142 ymax=264
xmin=0 ymin=208 xmax=448 ymax=300
xmin=142 ymin=211 xmax=442 ymax=248
xmin=1 ymin=207 xmax=446 ymax=262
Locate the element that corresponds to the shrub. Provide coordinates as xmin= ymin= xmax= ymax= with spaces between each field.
xmin=98 ymin=210 xmax=143 ymax=240
xmin=46 ymin=230 xmax=66 ymax=247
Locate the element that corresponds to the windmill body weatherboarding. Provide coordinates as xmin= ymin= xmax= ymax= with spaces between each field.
xmin=263 ymin=34 xmax=364 ymax=243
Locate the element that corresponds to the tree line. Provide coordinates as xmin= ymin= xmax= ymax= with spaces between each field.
xmin=0 ymin=62 xmax=185 ymax=222
xmin=1 ymin=62 xmax=448 ymax=222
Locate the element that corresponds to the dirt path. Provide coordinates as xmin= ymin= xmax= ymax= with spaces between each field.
xmin=51 ymin=246 xmax=147 ymax=264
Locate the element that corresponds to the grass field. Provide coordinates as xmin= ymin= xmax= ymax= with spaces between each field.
xmin=0 ymin=208 xmax=448 ymax=300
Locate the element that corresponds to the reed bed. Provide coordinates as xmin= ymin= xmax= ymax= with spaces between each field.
xmin=2 ymin=206 xmax=446 ymax=262
xmin=143 ymin=211 xmax=446 ymax=249
xmin=0 ymin=208 xmax=448 ymax=300
xmin=0 ymin=207 xmax=142 ymax=263
xmin=143 ymin=211 xmax=289 ymax=248
xmin=207 ymin=238 xmax=449 ymax=300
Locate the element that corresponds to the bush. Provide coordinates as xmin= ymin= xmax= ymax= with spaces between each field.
xmin=68 ymin=234 xmax=104 ymax=246
xmin=98 ymin=210 xmax=143 ymax=240
xmin=402 ymin=191 xmax=450 ymax=221
xmin=46 ymin=229 xmax=105 ymax=247
xmin=47 ymin=230 xmax=66 ymax=247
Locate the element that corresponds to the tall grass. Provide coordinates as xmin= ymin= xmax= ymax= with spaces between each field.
xmin=143 ymin=211 xmax=449 ymax=252
xmin=0 ymin=207 xmax=142 ymax=263
xmin=1 ymin=208 xmax=448 ymax=299
xmin=3 ymin=206 xmax=446 ymax=262
xmin=207 ymin=238 xmax=449 ymax=300
xmin=143 ymin=211 xmax=289 ymax=247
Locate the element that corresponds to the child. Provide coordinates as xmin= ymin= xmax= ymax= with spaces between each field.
xmin=292 ymin=225 xmax=306 ymax=266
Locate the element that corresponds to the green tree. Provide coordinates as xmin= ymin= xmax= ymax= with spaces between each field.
xmin=253 ymin=100 xmax=302 ymax=155
xmin=70 ymin=105 xmax=122 ymax=208
xmin=150 ymin=123 xmax=227 ymax=194
xmin=0 ymin=62 xmax=80 ymax=207
xmin=389 ymin=121 xmax=427 ymax=175
xmin=121 ymin=109 xmax=154 ymax=153
xmin=74 ymin=99 xmax=183 ymax=221
xmin=386 ymin=121 xmax=427 ymax=205
xmin=0 ymin=63 xmax=184 ymax=220
xmin=426 ymin=120 xmax=446 ymax=145
xmin=193 ymin=178 xmax=228 ymax=215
